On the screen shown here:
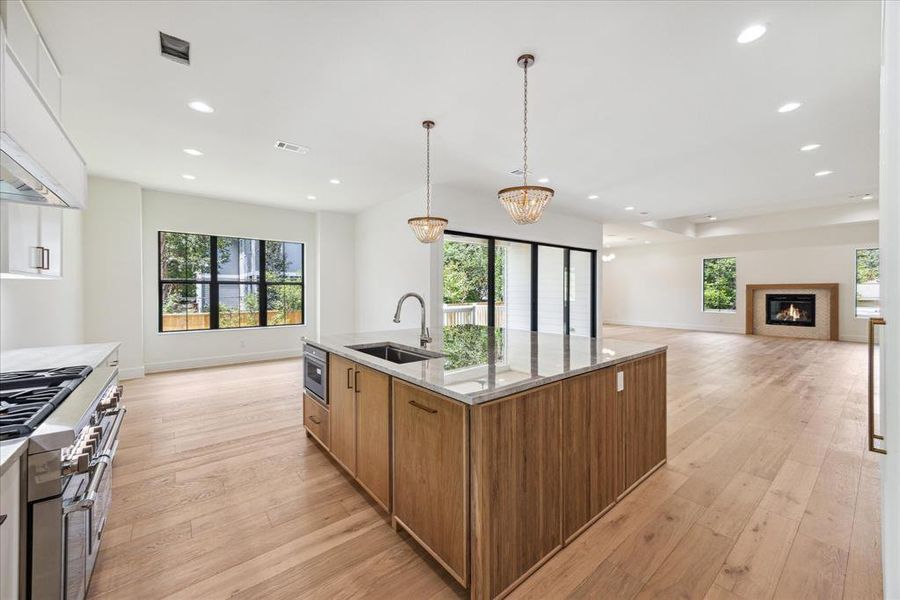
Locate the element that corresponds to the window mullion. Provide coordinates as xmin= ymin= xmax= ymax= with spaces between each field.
xmin=210 ymin=236 xmax=219 ymax=329
xmin=259 ymin=239 xmax=268 ymax=327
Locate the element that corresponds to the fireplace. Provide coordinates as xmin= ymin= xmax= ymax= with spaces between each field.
xmin=765 ymin=293 xmax=816 ymax=327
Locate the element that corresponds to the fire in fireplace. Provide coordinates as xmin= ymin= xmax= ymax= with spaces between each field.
xmin=765 ymin=293 xmax=816 ymax=327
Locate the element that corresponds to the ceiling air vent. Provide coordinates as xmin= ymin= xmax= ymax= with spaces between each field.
xmin=159 ymin=32 xmax=190 ymax=65
xmin=274 ymin=141 xmax=310 ymax=154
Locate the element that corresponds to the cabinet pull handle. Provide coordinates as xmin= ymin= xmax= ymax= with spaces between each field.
xmin=355 ymin=370 xmax=360 ymax=393
xmin=308 ymin=415 xmax=321 ymax=425
xmin=42 ymin=247 xmax=50 ymax=270
xmin=33 ymin=246 xmax=44 ymax=269
xmin=868 ymin=317 xmax=887 ymax=454
xmin=409 ymin=400 xmax=437 ymax=414
xmin=347 ymin=367 xmax=353 ymax=389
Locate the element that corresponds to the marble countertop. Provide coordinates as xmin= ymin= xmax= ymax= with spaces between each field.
xmin=304 ymin=326 xmax=666 ymax=405
xmin=0 ymin=342 xmax=120 ymax=373
xmin=0 ymin=438 xmax=27 ymax=476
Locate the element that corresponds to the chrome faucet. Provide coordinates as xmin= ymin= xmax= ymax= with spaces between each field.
xmin=393 ymin=292 xmax=431 ymax=347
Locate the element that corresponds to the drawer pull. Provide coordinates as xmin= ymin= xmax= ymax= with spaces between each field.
xmin=409 ymin=400 xmax=437 ymax=414
xmin=309 ymin=415 xmax=321 ymax=425
xmin=868 ymin=317 xmax=887 ymax=454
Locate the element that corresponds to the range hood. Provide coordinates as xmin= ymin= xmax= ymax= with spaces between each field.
xmin=0 ymin=132 xmax=70 ymax=207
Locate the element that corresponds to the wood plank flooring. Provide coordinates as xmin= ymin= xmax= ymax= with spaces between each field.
xmin=87 ymin=326 xmax=883 ymax=599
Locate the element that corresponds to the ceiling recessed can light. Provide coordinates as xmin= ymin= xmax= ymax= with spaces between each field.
xmin=777 ymin=102 xmax=802 ymax=113
xmin=587 ymin=194 xmax=599 ymax=200
xmin=737 ymin=24 xmax=767 ymax=44
xmin=538 ymin=177 xmax=550 ymax=184
xmin=181 ymin=174 xmax=196 ymax=180
xmin=644 ymin=240 xmax=651 ymax=245
xmin=183 ymin=148 xmax=203 ymax=156
xmin=624 ymin=206 xmax=635 ymax=211
xmin=188 ymin=100 xmax=214 ymax=113
xmin=814 ymin=170 xmax=833 ymax=177
xmin=307 ymin=195 xmax=317 ymax=200
xmin=329 ymin=178 xmax=341 ymax=185
xmin=800 ymin=143 xmax=821 ymax=152
xmin=862 ymin=194 xmax=874 ymax=200
xmin=709 ymin=216 xmax=717 ymax=221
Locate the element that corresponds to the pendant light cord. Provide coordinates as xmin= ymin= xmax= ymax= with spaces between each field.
xmin=523 ymin=60 xmax=529 ymax=187
xmin=425 ymin=125 xmax=432 ymax=217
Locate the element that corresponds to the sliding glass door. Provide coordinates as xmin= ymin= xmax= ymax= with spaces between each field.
xmin=442 ymin=231 xmax=596 ymax=337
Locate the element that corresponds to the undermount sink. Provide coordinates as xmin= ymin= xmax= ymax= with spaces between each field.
xmin=347 ymin=343 xmax=443 ymax=364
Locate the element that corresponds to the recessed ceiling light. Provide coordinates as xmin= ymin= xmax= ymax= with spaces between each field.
xmin=307 ymin=195 xmax=317 ymax=200
xmin=737 ymin=24 xmax=767 ymax=44
xmin=183 ymin=148 xmax=203 ymax=156
xmin=800 ymin=143 xmax=821 ymax=152
xmin=624 ymin=206 xmax=635 ymax=211
xmin=644 ymin=240 xmax=651 ymax=245
xmin=588 ymin=194 xmax=599 ymax=200
xmin=187 ymin=100 xmax=214 ymax=113
xmin=182 ymin=174 xmax=196 ymax=180
xmin=708 ymin=216 xmax=717 ymax=221
xmin=862 ymin=194 xmax=874 ymax=200
xmin=329 ymin=178 xmax=341 ymax=185
xmin=814 ymin=170 xmax=833 ymax=177
xmin=538 ymin=177 xmax=550 ymax=184
xmin=777 ymin=102 xmax=802 ymax=113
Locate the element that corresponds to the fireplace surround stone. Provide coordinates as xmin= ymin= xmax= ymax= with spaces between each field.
xmin=746 ymin=283 xmax=839 ymax=341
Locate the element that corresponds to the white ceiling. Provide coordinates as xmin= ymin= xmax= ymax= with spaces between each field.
xmin=27 ymin=1 xmax=880 ymax=223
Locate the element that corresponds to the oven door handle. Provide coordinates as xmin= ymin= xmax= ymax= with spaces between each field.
xmin=63 ymin=407 xmax=126 ymax=515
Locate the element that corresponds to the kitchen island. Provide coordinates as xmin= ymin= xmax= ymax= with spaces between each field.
xmin=303 ymin=325 xmax=666 ymax=600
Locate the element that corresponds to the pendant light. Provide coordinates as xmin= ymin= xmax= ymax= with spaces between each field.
xmin=498 ymin=54 xmax=554 ymax=225
xmin=408 ymin=120 xmax=448 ymax=243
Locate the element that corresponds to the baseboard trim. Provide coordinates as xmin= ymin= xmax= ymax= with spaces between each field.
xmin=605 ymin=319 xmax=866 ymax=344
xmin=603 ymin=319 xmax=745 ymax=335
xmin=118 ymin=366 xmax=145 ymax=380
xmin=144 ymin=349 xmax=302 ymax=374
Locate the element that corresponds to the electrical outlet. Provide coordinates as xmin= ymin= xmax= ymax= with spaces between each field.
xmin=616 ymin=370 xmax=624 ymax=392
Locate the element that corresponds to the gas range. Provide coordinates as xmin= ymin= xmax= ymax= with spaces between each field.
xmin=0 ymin=366 xmax=92 ymax=441
xmin=0 ymin=356 xmax=125 ymax=600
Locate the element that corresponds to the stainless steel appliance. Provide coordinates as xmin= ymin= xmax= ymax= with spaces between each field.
xmin=0 ymin=133 xmax=71 ymax=207
xmin=303 ymin=344 xmax=328 ymax=404
xmin=0 ymin=357 xmax=125 ymax=599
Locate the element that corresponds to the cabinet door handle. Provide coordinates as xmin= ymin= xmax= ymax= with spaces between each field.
xmin=308 ymin=415 xmax=321 ymax=425
xmin=347 ymin=367 xmax=353 ymax=389
xmin=868 ymin=317 xmax=887 ymax=454
xmin=42 ymin=247 xmax=50 ymax=270
xmin=32 ymin=246 xmax=44 ymax=269
xmin=355 ymin=370 xmax=360 ymax=393
xmin=409 ymin=400 xmax=437 ymax=414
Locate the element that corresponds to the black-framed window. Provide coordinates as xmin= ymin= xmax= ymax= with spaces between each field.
xmin=702 ymin=257 xmax=737 ymax=312
xmin=442 ymin=230 xmax=597 ymax=337
xmin=855 ymin=248 xmax=880 ymax=318
xmin=158 ymin=231 xmax=304 ymax=332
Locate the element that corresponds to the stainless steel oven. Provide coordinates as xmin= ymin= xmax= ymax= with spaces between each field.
xmin=303 ymin=344 xmax=328 ymax=404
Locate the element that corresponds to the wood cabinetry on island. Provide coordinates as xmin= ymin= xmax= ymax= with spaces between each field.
xmin=303 ymin=328 xmax=667 ymax=599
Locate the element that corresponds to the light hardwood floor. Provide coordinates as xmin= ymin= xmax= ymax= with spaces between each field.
xmin=88 ymin=326 xmax=883 ymax=599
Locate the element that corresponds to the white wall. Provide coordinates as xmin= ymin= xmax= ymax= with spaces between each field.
xmin=316 ymin=211 xmax=356 ymax=336
xmin=141 ymin=189 xmax=317 ymax=372
xmin=602 ymin=221 xmax=879 ymax=342
xmin=354 ymin=184 xmax=604 ymax=334
xmin=82 ymin=177 xmax=144 ymax=378
xmin=878 ymin=2 xmax=899 ymax=596
xmin=0 ymin=207 xmax=84 ymax=351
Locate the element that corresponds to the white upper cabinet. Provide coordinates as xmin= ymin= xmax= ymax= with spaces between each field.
xmin=0 ymin=200 xmax=64 ymax=278
xmin=0 ymin=0 xmax=86 ymax=209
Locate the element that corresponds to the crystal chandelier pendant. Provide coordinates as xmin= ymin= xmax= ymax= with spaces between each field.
xmin=499 ymin=54 xmax=554 ymax=225
xmin=409 ymin=120 xmax=449 ymax=243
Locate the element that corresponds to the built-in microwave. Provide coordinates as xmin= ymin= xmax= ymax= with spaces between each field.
xmin=303 ymin=344 xmax=328 ymax=404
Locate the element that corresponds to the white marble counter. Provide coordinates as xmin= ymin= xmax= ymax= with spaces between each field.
xmin=304 ymin=326 xmax=666 ymax=405
xmin=0 ymin=438 xmax=27 ymax=476
xmin=0 ymin=342 xmax=120 ymax=373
